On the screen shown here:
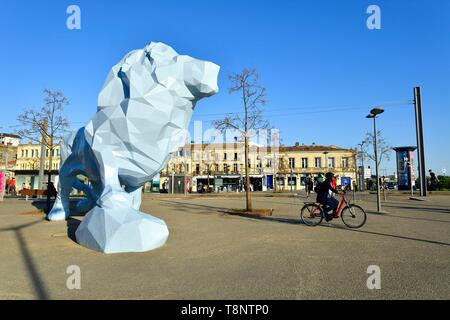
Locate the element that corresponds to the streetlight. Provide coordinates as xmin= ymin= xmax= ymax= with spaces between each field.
xmin=366 ymin=107 xmax=384 ymax=213
xmin=357 ymin=141 xmax=366 ymax=191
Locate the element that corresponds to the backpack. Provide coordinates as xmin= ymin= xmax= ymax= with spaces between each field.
xmin=314 ymin=182 xmax=322 ymax=193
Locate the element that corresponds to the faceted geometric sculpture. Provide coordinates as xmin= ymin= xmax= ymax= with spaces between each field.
xmin=47 ymin=42 xmax=220 ymax=253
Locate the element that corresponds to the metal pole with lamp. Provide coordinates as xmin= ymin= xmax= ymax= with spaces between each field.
xmin=366 ymin=107 xmax=384 ymax=213
xmin=357 ymin=141 xmax=365 ymax=191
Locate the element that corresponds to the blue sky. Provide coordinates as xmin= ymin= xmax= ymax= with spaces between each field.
xmin=1 ymin=0 xmax=449 ymax=175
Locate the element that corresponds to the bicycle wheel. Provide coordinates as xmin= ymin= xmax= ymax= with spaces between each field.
xmin=341 ymin=204 xmax=367 ymax=228
xmin=300 ymin=203 xmax=323 ymax=226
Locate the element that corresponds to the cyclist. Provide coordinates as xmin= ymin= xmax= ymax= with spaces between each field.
xmin=316 ymin=172 xmax=341 ymax=221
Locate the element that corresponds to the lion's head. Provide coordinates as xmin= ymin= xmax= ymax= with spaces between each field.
xmin=85 ymin=42 xmax=219 ymax=186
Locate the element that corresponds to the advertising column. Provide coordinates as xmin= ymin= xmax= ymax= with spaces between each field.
xmin=393 ymin=146 xmax=417 ymax=191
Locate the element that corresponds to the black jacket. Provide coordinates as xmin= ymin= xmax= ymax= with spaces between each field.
xmin=316 ymin=179 xmax=338 ymax=204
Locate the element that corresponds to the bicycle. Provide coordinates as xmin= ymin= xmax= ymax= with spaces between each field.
xmin=300 ymin=190 xmax=367 ymax=228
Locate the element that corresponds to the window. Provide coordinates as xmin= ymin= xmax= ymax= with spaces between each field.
xmin=328 ymin=157 xmax=335 ymax=168
xmin=36 ymin=149 xmax=39 ymax=158
xmin=223 ymin=153 xmax=227 ymax=160
xmin=21 ymin=150 xmax=24 ymax=157
xmin=31 ymin=149 xmax=34 ymax=157
xmin=215 ymin=164 xmax=219 ymax=172
xmin=288 ymin=158 xmax=295 ymax=168
xmin=46 ymin=149 xmax=49 ymax=157
xmin=195 ymin=164 xmax=200 ymax=174
xmin=301 ymin=157 xmax=308 ymax=168
xmin=233 ymin=163 xmax=238 ymax=173
xmin=186 ymin=164 xmax=189 ymax=173
xmin=224 ymin=164 xmax=229 ymax=173
xmin=315 ymin=157 xmax=322 ymax=168
xmin=341 ymin=157 xmax=349 ymax=168
xmin=266 ymin=159 xmax=272 ymax=168
xmin=25 ymin=150 xmax=28 ymax=157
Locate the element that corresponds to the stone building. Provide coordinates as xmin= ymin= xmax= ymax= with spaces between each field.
xmin=159 ymin=142 xmax=357 ymax=193
xmin=14 ymin=141 xmax=61 ymax=190
xmin=0 ymin=133 xmax=21 ymax=179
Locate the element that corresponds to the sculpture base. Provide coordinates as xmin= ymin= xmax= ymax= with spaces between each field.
xmin=75 ymin=206 xmax=169 ymax=254
xmin=47 ymin=197 xmax=68 ymax=221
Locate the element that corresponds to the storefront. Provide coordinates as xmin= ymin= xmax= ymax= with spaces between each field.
xmin=14 ymin=170 xmax=59 ymax=191
xmin=250 ymin=175 xmax=263 ymax=191
xmin=193 ymin=176 xmax=214 ymax=193
xmin=266 ymin=175 xmax=273 ymax=190
xmin=161 ymin=175 xmax=192 ymax=194
xmin=215 ymin=175 xmax=241 ymax=192
xmin=288 ymin=174 xmax=297 ymax=190
xmin=276 ymin=176 xmax=286 ymax=190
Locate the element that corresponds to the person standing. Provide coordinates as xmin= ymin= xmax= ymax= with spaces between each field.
xmin=10 ymin=178 xmax=16 ymax=196
xmin=429 ymin=169 xmax=439 ymax=191
xmin=5 ymin=178 xmax=10 ymax=195
xmin=305 ymin=174 xmax=314 ymax=197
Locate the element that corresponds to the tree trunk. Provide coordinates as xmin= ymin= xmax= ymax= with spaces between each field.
xmin=244 ymin=135 xmax=252 ymax=212
xmin=207 ymin=165 xmax=210 ymax=193
xmin=273 ymin=156 xmax=278 ymax=193
xmin=46 ymin=146 xmax=53 ymax=213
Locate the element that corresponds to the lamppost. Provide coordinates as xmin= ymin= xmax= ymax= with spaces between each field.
xmin=366 ymin=107 xmax=384 ymax=213
xmin=357 ymin=141 xmax=366 ymax=191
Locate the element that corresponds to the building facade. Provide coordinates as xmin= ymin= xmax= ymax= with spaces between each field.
xmin=14 ymin=141 xmax=61 ymax=190
xmin=160 ymin=143 xmax=357 ymax=193
xmin=0 ymin=133 xmax=21 ymax=180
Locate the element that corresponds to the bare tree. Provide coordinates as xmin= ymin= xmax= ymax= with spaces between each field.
xmin=213 ymin=68 xmax=269 ymax=212
xmin=363 ymin=129 xmax=391 ymax=170
xmin=17 ymin=89 xmax=69 ymax=212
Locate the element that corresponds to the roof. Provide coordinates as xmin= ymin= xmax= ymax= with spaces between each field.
xmin=280 ymin=145 xmax=355 ymax=152
xmin=176 ymin=143 xmax=355 ymax=153
xmin=0 ymin=133 xmax=21 ymax=139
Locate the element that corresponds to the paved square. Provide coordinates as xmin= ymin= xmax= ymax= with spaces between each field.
xmin=0 ymin=193 xmax=449 ymax=299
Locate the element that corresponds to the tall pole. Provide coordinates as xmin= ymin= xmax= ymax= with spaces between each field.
xmin=244 ymin=135 xmax=252 ymax=211
xmin=183 ymin=162 xmax=187 ymax=197
xmin=38 ymin=137 xmax=46 ymax=189
xmin=414 ymin=87 xmax=427 ymax=196
xmin=171 ymin=164 xmax=175 ymax=194
xmin=358 ymin=142 xmax=365 ymax=191
xmin=373 ymin=116 xmax=382 ymax=212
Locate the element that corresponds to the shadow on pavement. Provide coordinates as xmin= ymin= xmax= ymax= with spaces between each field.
xmin=229 ymin=210 xmax=450 ymax=246
xmin=380 ymin=213 xmax=450 ymax=224
xmin=0 ymin=219 xmax=49 ymax=300
xmin=382 ymin=204 xmax=450 ymax=214
xmin=154 ymin=199 xmax=230 ymax=214
xmin=67 ymin=218 xmax=81 ymax=243
xmin=323 ymin=224 xmax=450 ymax=247
xmin=221 ymin=211 xmax=303 ymax=225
